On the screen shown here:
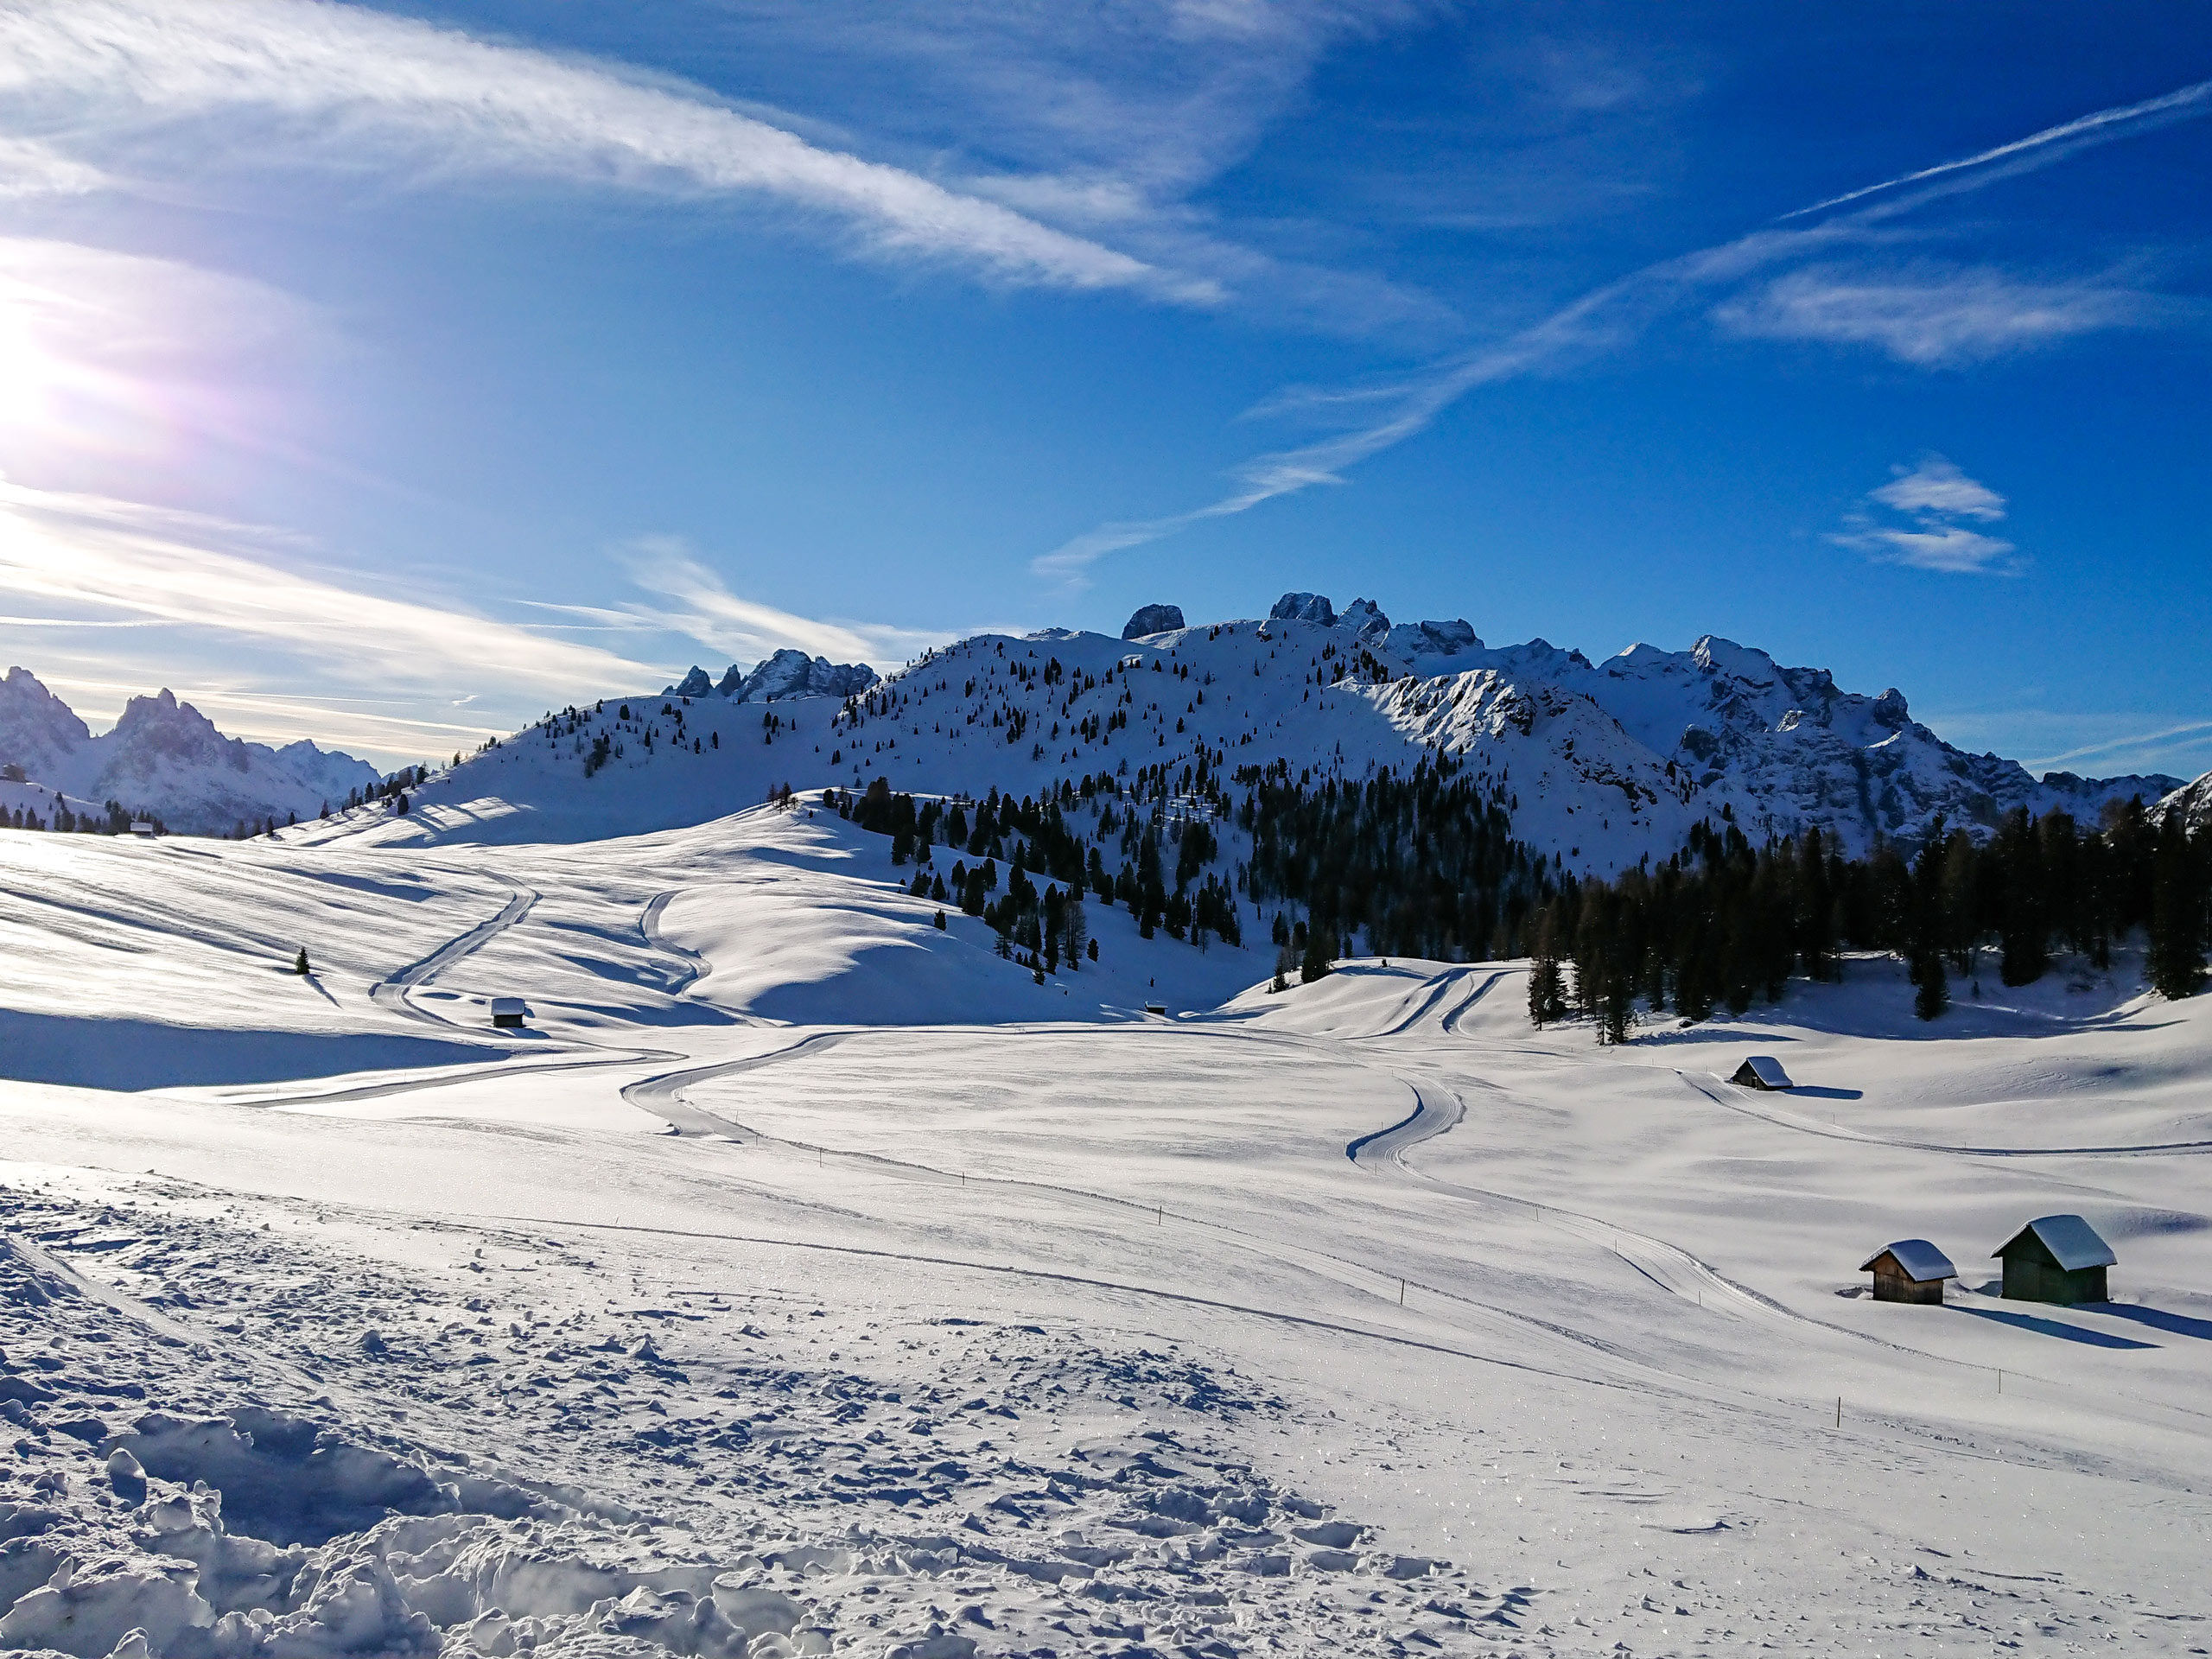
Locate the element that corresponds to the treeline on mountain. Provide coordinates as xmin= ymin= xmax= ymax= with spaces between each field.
xmin=833 ymin=764 xmax=1245 ymax=971
xmin=1529 ymin=800 xmax=2210 ymax=1044
xmin=0 ymin=794 xmax=167 ymax=838
xmin=1236 ymin=755 xmax=1557 ymax=984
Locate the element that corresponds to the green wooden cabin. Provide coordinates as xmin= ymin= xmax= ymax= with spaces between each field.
xmin=1993 ymin=1214 xmax=2114 ymax=1306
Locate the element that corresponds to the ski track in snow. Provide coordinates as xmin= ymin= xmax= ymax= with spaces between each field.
xmin=4 ymin=804 xmax=2212 ymax=1656
xmin=365 ymin=876 xmax=538 ymax=1027
xmin=1675 ymin=1068 xmax=2212 ymax=1158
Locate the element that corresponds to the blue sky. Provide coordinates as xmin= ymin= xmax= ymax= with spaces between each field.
xmin=0 ymin=2 xmax=2205 ymax=777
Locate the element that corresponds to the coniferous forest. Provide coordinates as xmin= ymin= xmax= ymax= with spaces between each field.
xmin=830 ymin=765 xmax=2210 ymax=1038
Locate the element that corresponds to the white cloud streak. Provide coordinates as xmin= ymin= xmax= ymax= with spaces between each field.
xmin=1783 ymin=78 xmax=2212 ymax=220
xmin=615 ymin=539 xmax=955 ymax=671
xmin=0 ymin=0 xmax=1214 ymax=304
xmin=1869 ymin=455 xmax=2005 ymax=522
xmin=1829 ymin=455 xmax=2017 ymax=575
xmin=1711 ymin=264 xmax=2165 ymax=365
xmin=0 ymin=478 xmax=660 ymax=694
xmin=1031 ymin=73 xmax=2212 ymax=581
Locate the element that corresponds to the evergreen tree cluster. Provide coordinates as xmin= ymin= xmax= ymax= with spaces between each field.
xmin=1241 ymin=753 xmax=1554 ymax=967
xmin=1527 ymin=799 xmax=2209 ymax=1040
xmin=0 ymin=797 xmax=165 ymax=837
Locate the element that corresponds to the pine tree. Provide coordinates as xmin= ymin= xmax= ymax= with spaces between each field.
xmin=1300 ymin=926 xmax=1332 ymax=983
xmin=933 ymin=909 xmax=946 ymax=931
xmin=2148 ymin=814 xmax=2208 ymax=1000
xmin=294 ymin=948 xmax=310 ymax=976
xmin=1910 ymin=832 xmax=1949 ymax=1020
xmin=1526 ymin=912 xmax=1567 ymax=1027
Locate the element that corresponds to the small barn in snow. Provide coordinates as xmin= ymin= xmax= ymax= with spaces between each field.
xmin=1993 ymin=1214 xmax=2114 ymax=1305
xmin=1859 ymin=1239 xmax=1955 ymax=1305
xmin=1731 ymin=1056 xmax=1792 ymax=1090
xmin=488 ymin=997 xmax=530 ymax=1030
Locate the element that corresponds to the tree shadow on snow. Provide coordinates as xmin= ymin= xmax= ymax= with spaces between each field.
xmin=1948 ymin=1306 xmax=2158 ymax=1350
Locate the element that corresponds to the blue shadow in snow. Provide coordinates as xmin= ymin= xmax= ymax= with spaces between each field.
xmin=1785 ymin=1085 xmax=1863 ymax=1101
xmin=0 ymin=1009 xmax=507 ymax=1090
xmin=2089 ymin=1305 xmax=2212 ymax=1342
xmin=1950 ymin=1306 xmax=2158 ymax=1350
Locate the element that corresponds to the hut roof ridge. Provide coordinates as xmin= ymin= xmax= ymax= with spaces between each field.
xmin=1993 ymin=1213 xmax=2115 ymax=1272
xmin=1860 ymin=1238 xmax=1956 ymax=1281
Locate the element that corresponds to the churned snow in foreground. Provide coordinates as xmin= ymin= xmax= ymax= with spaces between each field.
xmin=3 ymin=802 xmax=2210 ymax=1656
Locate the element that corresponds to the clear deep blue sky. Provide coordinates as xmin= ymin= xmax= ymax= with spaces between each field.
xmin=0 ymin=2 xmax=2205 ymax=774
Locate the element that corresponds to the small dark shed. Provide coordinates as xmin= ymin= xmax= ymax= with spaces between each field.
xmin=1731 ymin=1055 xmax=1792 ymax=1090
xmin=489 ymin=996 xmax=530 ymax=1030
xmin=1993 ymin=1214 xmax=2114 ymax=1305
xmin=1859 ymin=1239 xmax=1956 ymax=1305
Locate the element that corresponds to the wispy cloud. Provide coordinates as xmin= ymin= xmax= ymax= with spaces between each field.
xmin=1828 ymin=455 xmax=2017 ymax=575
xmin=1783 ymin=77 xmax=2212 ymax=220
xmin=0 ymin=486 xmax=962 ymax=760
xmin=1711 ymin=264 xmax=2171 ymax=365
xmin=0 ymin=137 xmax=106 ymax=199
xmin=1032 ymin=73 xmax=2212 ymax=581
xmin=0 ymin=0 xmax=1215 ymax=305
xmin=0 ymin=479 xmax=659 ymax=694
xmin=1923 ymin=707 xmax=2212 ymax=780
xmin=615 ymin=538 xmax=954 ymax=670
xmin=1869 ymin=454 xmax=2005 ymax=521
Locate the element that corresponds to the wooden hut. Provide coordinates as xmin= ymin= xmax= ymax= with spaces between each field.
xmin=1859 ymin=1239 xmax=1956 ymax=1305
xmin=1993 ymin=1214 xmax=2114 ymax=1305
xmin=488 ymin=996 xmax=530 ymax=1030
xmin=1730 ymin=1055 xmax=1792 ymax=1090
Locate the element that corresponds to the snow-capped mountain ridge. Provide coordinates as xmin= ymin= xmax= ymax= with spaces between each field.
xmin=325 ymin=590 xmax=2183 ymax=873
xmin=0 ymin=669 xmax=382 ymax=835
xmin=666 ymin=649 xmax=880 ymax=703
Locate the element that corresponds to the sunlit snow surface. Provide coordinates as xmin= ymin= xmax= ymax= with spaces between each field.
xmin=3 ymin=803 xmax=2211 ymax=1656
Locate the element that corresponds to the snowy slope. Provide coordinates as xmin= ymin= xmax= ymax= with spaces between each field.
xmin=335 ymin=595 xmax=2175 ymax=877
xmin=0 ymin=668 xmax=381 ymax=835
xmin=3 ymin=805 xmax=2210 ymax=1656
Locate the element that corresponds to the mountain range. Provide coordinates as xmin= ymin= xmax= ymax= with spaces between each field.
xmin=0 ymin=669 xmax=380 ymax=836
xmin=307 ymin=593 xmax=2195 ymax=871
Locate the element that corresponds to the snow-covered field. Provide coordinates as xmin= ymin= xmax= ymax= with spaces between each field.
xmin=3 ymin=802 xmax=2210 ymax=1656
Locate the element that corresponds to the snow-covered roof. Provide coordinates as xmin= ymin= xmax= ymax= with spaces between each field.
xmin=488 ymin=997 xmax=529 ymax=1016
xmin=1738 ymin=1055 xmax=1792 ymax=1087
xmin=1860 ymin=1239 xmax=1955 ymax=1281
xmin=1993 ymin=1214 xmax=2115 ymax=1271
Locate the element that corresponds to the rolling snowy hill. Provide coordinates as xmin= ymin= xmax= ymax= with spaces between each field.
xmin=0 ymin=669 xmax=381 ymax=836
xmin=3 ymin=798 xmax=2210 ymax=1656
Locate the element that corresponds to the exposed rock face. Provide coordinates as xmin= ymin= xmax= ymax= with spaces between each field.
xmin=2154 ymin=770 xmax=2212 ymax=830
xmin=1269 ymin=592 xmax=1337 ymax=626
xmin=1121 ymin=604 xmax=1185 ymax=640
xmin=664 ymin=666 xmax=715 ymax=697
xmin=726 ymin=650 xmax=880 ymax=703
xmin=1339 ymin=598 xmax=1391 ymax=643
xmin=1386 ymin=619 xmax=1481 ymax=658
xmin=0 ymin=664 xmax=92 ymax=783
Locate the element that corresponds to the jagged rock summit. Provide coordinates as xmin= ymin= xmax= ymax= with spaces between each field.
xmin=0 ymin=669 xmax=380 ymax=835
xmin=1121 ymin=604 xmax=1185 ymax=641
xmin=665 ymin=651 xmax=880 ymax=703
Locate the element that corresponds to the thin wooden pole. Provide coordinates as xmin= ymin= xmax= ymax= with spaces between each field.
xmin=1835 ymin=1396 xmax=1841 ymax=1427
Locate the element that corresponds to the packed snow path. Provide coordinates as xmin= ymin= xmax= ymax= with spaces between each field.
xmin=3 ymin=805 xmax=2211 ymax=1656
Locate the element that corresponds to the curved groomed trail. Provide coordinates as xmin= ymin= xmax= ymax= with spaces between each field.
xmin=365 ymin=877 xmax=538 ymax=1026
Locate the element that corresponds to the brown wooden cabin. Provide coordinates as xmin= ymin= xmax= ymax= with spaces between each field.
xmin=1993 ymin=1214 xmax=2114 ymax=1305
xmin=1860 ymin=1239 xmax=1956 ymax=1305
xmin=1731 ymin=1055 xmax=1792 ymax=1090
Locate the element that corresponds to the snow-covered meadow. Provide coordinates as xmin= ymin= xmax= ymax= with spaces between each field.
xmin=3 ymin=797 xmax=2209 ymax=1656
